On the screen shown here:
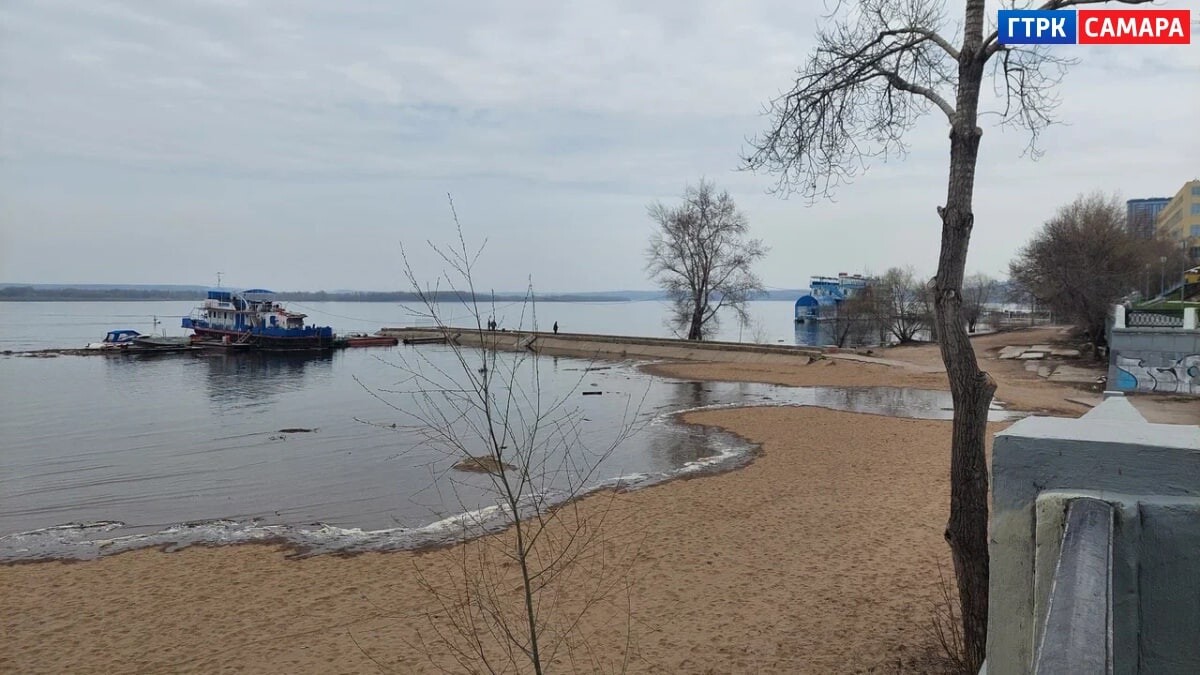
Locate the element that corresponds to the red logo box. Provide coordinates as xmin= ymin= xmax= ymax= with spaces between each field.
xmin=1077 ymin=9 xmax=1191 ymax=44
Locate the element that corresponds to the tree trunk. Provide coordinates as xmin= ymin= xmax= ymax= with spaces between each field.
xmin=687 ymin=302 xmax=704 ymax=340
xmin=936 ymin=8 xmax=998 ymax=670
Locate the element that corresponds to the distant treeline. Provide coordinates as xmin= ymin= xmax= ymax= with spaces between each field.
xmin=0 ymin=286 xmax=814 ymax=303
xmin=0 ymin=287 xmax=201 ymax=301
xmin=0 ymin=286 xmax=643 ymax=303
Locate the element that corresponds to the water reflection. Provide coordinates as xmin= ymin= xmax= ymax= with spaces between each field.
xmin=793 ymin=320 xmax=882 ymax=348
xmin=645 ymin=382 xmax=717 ymax=468
xmin=808 ymin=386 xmax=954 ymax=418
xmin=791 ymin=320 xmax=932 ymax=347
xmin=794 ymin=320 xmax=837 ymax=348
xmin=200 ymin=351 xmax=334 ymax=408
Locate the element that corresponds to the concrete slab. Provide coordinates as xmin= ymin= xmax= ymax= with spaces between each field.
xmin=1032 ymin=344 xmax=1053 ymax=352
xmin=1051 ymin=348 xmax=1083 ymax=358
xmin=1037 ymin=365 xmax=1054 ymax=378
xmin=1049 ymin=365 xmax=1104 ymax=384
xmin=1020 ymin=352 xmax=1046 ymax=360
xmin=998 ymin=346 xmax=1028 ymax=360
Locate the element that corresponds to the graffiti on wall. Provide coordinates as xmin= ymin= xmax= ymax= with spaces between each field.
xmin=1114 ymin=354 xmax=1200 ymax=395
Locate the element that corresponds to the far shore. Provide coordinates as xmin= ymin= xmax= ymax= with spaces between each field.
xmin=2 ymin=326 xmax=1196 ymax=674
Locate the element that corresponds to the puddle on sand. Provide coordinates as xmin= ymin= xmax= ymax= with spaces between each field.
xmin=654 ymin=380 xmax=1020 ymax=422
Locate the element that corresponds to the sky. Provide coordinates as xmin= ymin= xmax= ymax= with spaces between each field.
xmin=1 ymin=0 xmax=1197 ymax=293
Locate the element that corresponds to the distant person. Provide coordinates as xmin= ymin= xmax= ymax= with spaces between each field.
xmin=487 ymin=317 xmax=495 ymax=331
xmin=552 ymin=321 xmax=558 ymax=335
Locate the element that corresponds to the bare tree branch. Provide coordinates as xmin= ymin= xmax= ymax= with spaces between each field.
xmin=365 ymin=199 xmax=647 ymax=673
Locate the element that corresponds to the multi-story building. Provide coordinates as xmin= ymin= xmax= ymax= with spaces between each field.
xmin=1155 ymin=179 xmax=1200 ymax=263
xmin=1125 ymin=197 xmax=1170 ymax=239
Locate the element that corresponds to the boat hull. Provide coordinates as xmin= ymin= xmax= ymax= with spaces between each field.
xmin=189 ymin=326 xmax=335 ymax=351
xmin=343 ymin=336 xmax=399 ymax=347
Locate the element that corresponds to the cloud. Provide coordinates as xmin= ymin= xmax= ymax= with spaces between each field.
xmin=0 ymin=0 xmax=1197 ymax=291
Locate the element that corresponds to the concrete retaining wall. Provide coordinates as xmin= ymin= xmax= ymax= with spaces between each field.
xmin=1107 ymin=307 xmax=1200 ymax=395
xmin=988 ymin=396 xmax=1200 ymax=674
xmin=378 ymin=327 xmax=826 ymax=364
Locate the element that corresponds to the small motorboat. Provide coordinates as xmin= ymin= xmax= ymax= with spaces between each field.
xmin=86 ymin=329 xmax=142 ymax=350
xmin=131 ymin=335 xmax=197 ymax=352
xmin=341 ymin=333 xmax=400 ymax=347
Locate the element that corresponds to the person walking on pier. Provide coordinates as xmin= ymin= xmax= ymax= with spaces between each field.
xmin=552 ymin=321 xmax=558 ymax=335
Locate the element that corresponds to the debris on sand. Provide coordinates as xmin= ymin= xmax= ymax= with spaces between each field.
xmin=453 ymin=456 xmax=516 ymax=474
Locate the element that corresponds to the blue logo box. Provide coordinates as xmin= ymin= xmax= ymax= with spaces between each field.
xmin=998 ymin=10 xmax=1078 ymax=44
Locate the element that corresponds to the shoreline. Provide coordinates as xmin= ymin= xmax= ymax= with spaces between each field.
xmin=2 ymin=405 xmax=984 ymax=673
xmin=3 ymin=326 xmax=1195 ymax=673
xmin=1 ymin=371 xmax=1017 ymax=564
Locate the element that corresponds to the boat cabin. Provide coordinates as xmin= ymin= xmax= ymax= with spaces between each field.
xmin=194 ymin=289 xmax=310 ymax=331
xmin=102 ymin=329 xmax=142 ymax=344
xmin=85 ymin=329 xmax=142 ymax=350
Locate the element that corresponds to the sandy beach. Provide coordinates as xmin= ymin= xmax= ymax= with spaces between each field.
xmin=3 ymin=327 xmax=1195 ymax=673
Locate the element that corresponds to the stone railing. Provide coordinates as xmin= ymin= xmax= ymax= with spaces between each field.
xmin=1110 ymin=305 xmax=1197 ymax=330
xmin=1125 ymin=310 xmax=1185 ymax=329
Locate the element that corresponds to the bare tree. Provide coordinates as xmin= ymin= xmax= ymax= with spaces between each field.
xmin=1008 ymin=192 xmax=1177 ymax=358
xmin=873 ymin=266 xmax=929 ymax=343
xmin=833 ymin=288 xmax=877 ymax=347
xmin=646 ymin=180 xmax=767 ymax=340
xmin=962 ymin=273 xmax=997 ymax=333
xmin=743 ymin=0 xmax=1152 ymax=666
xmin=366 ymin=199 xmax=645 ymax=673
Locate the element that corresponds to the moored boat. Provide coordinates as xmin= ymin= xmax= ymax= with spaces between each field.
xmin=85 ymin=329 xmax=142 ymax=350
xmin=182 ymin=288 xmax=334 ymax=350
xmin=131 ymin=335 xmax=197 ymax=352
xmin=340 ymin=333 xmax=399 ymax=347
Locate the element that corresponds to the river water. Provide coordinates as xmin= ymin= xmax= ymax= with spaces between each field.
xmin=0 ymin=301 xmax=1012 ymax=561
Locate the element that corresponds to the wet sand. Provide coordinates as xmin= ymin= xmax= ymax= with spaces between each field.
xmin=2 ymin=326 xmax=1192 ymax=673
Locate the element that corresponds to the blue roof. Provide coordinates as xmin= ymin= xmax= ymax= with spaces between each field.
xmin=795 ymin=295 xmax=839 ymax=308
xmin=203 ymin=288 xmax=275 ymax=294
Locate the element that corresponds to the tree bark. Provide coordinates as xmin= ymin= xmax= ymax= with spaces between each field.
xmin=935 ymin=6 xmax=998 ymax=670
xmin=688 ymin=303 xmax=704 ymax=340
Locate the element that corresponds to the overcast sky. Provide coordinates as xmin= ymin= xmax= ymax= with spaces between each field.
xmin=1 ymin=1 xmax=1197 ymax=292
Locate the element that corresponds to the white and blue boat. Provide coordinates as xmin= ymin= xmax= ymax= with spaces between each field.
xmin=182 ymin=288 xmax=334 ymax=350
xmin=85 ymin=329 xmax=143 ymax=350
xmin=794 ymin=273 xmax=870 ymax=323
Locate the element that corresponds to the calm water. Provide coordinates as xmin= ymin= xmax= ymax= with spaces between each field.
xmin=0 ymin=301 xmax=1012 ymax=561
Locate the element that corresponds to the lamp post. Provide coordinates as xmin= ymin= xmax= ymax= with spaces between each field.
xmin=1160 ymin=256 xmax=1167 ymax=297
xmin=1144 ymin=263 xmax=1150 ymax=299
xmin=1182 ymin=241 xmax=1188 ymax=304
